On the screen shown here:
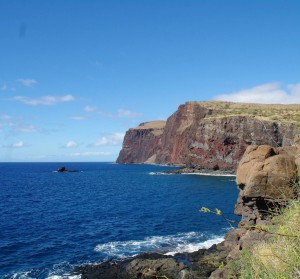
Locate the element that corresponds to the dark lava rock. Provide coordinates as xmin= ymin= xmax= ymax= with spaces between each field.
xmin=73 ymin=243 xmax=231 ymax=279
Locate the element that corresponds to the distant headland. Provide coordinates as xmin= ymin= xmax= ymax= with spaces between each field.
xmin=117 ymin=101 xmax=300 ymax=172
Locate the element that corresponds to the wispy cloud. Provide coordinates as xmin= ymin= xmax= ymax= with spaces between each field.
xmin=17 ymin=78 xmax=37 ymax=88
xmin=0 ymin=114 xmax=12 ymax=120
xmin=69 ymin=151 xmax=111 ymax=157
xmin=0 ymin=83 xmax=15 ymax=91
xmin=13 ymin=124 xmax=37 ymax=133
xmin=10 ymin=141 xmax=26 ymax=148
xmin=117 ymin=109 xmax=142 ymax=118
xmin=213 ymin=82 xmax=300 ymax=104
xmin=0 ymin=121 xmax=15 ymax=129
xmin=92 ymin=133 xmax=125 ymax=147
xmin=65 ymin=140 xmax=78 ymax=148
xmin=13 ymin=94 xmax=75 ymax=105
xmin=70 ymin=115 xmax=87 ymax=121
xmin=84 ymin=105 xmax=97 ymax=112
xmin=0 ymin=84 xmax=8 ymax=91
xmin=84 ymin=105 xmax=141 ymax=119
xmin=84 ymin=105 xmax=113 ymax=117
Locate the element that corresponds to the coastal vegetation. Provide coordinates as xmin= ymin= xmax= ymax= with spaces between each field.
xmin=194 ymin=101 xmax=300 ymax=126
xmin=234 ymin=199 xmax=300 ymax=279
xmin=200 ymin=198 xmax=300 ymax=278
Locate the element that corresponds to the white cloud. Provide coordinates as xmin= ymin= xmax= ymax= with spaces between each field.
xmin=0 ymin=83 xmax=15 ymax=91
xmin=93 ymin=133 xmax=125 ymax=147
xmin=11 ymin=141 xmax=26 ymax=148
xmin=70 ymin=115 xmax=87 ymax=121
xmin=13 ymin=94 xmax=75 ymax=105
xmin=84 ymin=106 xmax=113 ymax=117
xmin=117 ymin=109 xmax=142 ymax=118
xmin=213 ymin=82 xmax=300 ymax=104
xmin=17 ymin=78 xmax=37 ymax=88
xmin=1 ymin=84 xmax=8 ymax=91
xmin=84 ymin=105 xmax=97 ymax=112
xmin=65 ymin=140 xmax=78 ymax=148
xmin=69 ymin=151 xmax=111 ymax=157
xmin=0 ymin=114 xmax=12 ymax=120
xmin=14 ymin=125 xmax=37 ymax=133
xmin=0 ymin=121 xmax=15 ymax=128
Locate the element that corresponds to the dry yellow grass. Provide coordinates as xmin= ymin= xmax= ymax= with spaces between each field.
xmin=239 ymin=200 xmax=300 ymax=279
xmin=133 ymin=121 xmax=166 ymax=130
xmin=187 ymin=101 xmax=300 ymax=125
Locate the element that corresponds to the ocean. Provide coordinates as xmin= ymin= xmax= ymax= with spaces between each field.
xmin=0 ymin=162 xmax=239 ymax=278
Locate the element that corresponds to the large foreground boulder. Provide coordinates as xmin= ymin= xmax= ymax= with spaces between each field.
xmin=237 ymin=145 xmax=297 ymax=201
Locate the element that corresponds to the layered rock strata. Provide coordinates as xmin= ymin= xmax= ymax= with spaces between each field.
xmin=116 ymin=121 xmax=166 ymax=164
xmin=117 ymin=101 xmax=297 ymax=171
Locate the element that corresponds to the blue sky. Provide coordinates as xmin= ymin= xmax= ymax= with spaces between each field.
xmin=1 ymin=0 xmax=300 ymax=162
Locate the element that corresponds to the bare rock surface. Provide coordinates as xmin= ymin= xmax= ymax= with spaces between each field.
xmin=74 ymin=244 xmax=230 ymax=279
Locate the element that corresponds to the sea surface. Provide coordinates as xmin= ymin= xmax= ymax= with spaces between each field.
xmin=0 ymin=162 xmax=240 ymax=278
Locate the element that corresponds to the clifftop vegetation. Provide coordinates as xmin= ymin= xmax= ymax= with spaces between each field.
xmin=188 ymin=101 xmax=300 ymax=125
xmin=237 ymin=199 xmax=300 ymax=279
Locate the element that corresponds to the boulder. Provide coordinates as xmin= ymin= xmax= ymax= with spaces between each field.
xmin=237 ymin=145 xmax=297 ymax=202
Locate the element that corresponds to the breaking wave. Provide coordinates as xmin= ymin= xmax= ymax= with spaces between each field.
xmin=94 ymin=231 xmax=224 ymax=259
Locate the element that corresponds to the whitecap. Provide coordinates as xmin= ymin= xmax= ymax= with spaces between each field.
xmin=182 ymin=173 xmax=236 ymax=177
xmin=94 ymin=231 xmax=224 ymax=259
xmin=47 ymin=276 xmax=80 ymax=279
xmin=148 ymin=172 xmax=174 ymax=175
xmin=164 ymin=236 xmax=224 ymax=255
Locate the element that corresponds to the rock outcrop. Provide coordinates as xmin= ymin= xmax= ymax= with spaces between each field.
xmin=117 ymin=101 xmax=297 ymax=171
xmin=235 ymin=145 xmax=298 ymax=226
xmin=210 ymin=141 xmax=299 ymax=278
xmin=74 ymin=243 xmax=231 ymax=279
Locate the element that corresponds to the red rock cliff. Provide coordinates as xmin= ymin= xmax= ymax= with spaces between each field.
xmin=116 ymin=121 xmax=166 ymax=164
xmin=117 ymin=101 xmax=297 ymax=171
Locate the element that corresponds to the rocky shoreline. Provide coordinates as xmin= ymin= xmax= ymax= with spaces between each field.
xmin=73 ymin=241 xmax=231 ymax=279
xmin=161 ymin=167 xmax=236 ymax=176
xmin=74 ymin=139 xmax=299 ymax=278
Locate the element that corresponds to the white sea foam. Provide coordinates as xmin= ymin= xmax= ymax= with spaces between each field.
xmin=149 ymin=172 xmax=174 ymax=175
xmin=47 ymin=276 xmax=80 ymax=279
xmin=11 ymin=271 xmax=33 ymax=279
xmin=182 ymin=172 xmax=236 ymax=177
xmin=149 ymin=171 xmax=236 ymax=177
xmin=10 ymin=262 xmax=81 ymax=279
xmin=94 ymin=231 xmax=224 ymax=259
xmin=164 ymin=236 xmax=224 ymax=255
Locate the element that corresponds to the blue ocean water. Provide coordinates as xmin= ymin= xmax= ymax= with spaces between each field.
xmin=0 ymin=163 xmax=239 ymax=278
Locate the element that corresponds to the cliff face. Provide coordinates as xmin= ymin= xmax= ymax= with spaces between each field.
xmin=116 ymin=121 xmax=166 ymax=164
xmin=117 ymin=101 xmax=297 ymax=171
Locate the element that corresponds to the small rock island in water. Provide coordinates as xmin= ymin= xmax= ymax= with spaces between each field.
xmin=56 ymin=166 xmax=80 ymax=173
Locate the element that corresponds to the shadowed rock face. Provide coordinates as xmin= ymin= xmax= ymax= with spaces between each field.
xmin=117 ymin=102 xmax=296 ymax=171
